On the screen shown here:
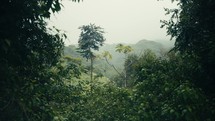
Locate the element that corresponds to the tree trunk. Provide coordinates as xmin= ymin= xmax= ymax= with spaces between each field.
xmin=124 ymin=66 xmax=127 ymax=87
xmin=90 ymin=56 xmax=93 ymax=91
xmin=90 ymin=56 xmax=93 ymax=82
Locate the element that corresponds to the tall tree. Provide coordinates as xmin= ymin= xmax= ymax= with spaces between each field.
xmin=78 ymin=24 xmax=105 ymax=83
xmin=161 ymin=0 xmax=215 ymax=97
xmin=115 ymin=44 xmax=133 ymax=87
xmin=0 ymin=0 xmax=80 ymax=120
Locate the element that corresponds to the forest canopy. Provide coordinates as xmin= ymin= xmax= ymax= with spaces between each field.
xmin=0 ymin=0 xmax=214 ymax=121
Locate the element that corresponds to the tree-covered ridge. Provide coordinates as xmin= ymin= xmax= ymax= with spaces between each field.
xmin=65 ymin=39 xmax=173 ymax=67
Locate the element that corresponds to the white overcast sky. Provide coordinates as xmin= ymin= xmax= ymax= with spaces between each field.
xmin=48 ymin=0 xmax=177 ymax=45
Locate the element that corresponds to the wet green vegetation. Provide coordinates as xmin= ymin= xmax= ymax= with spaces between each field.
xmin=1 ymin=0 xmax=215 ymax=120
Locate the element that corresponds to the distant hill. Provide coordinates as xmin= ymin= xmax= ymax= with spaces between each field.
xmin=64 ymin=39 xmax=174 ymax=78
xmin=64 ymin=45 xmax=81 ymax=58
xmin=96 ymin=39 xmax=173 ymax=67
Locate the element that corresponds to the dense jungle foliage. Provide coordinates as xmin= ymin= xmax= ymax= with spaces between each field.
xmin=0 ymin=0 xmax=214 ymax=120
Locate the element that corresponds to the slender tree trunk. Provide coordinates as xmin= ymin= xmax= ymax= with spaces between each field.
xmin=90 ymin=56 xmax=93 ymax=82
xmin=124 ymin=77 xmax=127 ymax=87
xmin=124 ymin=54 xmax=127 ymax=87
xmin=124 ymin=65 xmax=127 ymax=87
xmin=90 ymin=56 xmax=94 ymax=92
